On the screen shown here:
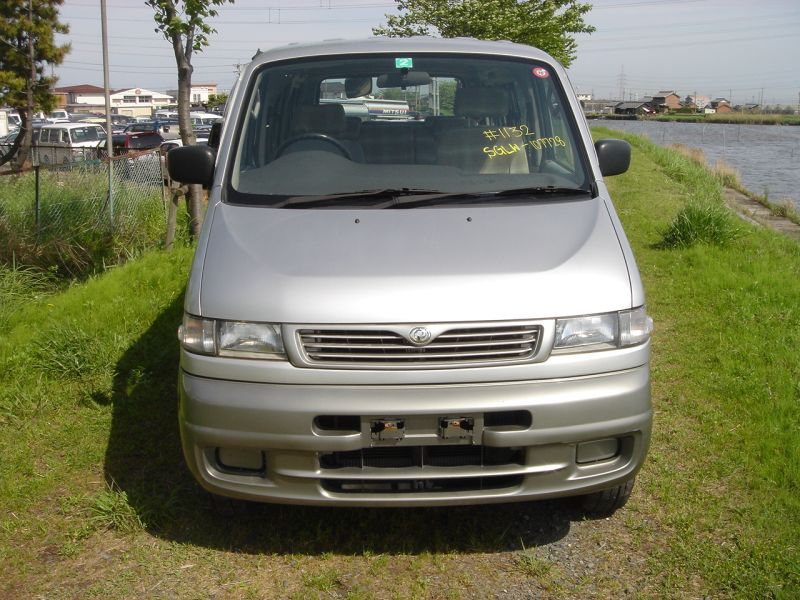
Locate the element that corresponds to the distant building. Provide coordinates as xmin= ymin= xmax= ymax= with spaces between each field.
xmin=53 ymin=84 xmax=107 ymax=114
xmin=53 ymin=84 xmax=175 ymax=117
xmin=111 ymin=88 xmax=174 ymax=117
xmin=650 ymin=91 xmax=682 ymax=111
xmin=684 ymin=95 xmax=710 ymax=111
xmin=614 ymin=101 xmax=654 ymax=116
xmin=167 ymin=83 xmax=219 ymax=107
xmin=709 ymin=98 xmax=732 ymax=113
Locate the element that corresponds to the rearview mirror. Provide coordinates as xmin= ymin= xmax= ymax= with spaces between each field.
xmin=377 ymin=71 xmax=431 ymax=88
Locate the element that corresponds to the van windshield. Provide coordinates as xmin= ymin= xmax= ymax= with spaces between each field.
xmin=229 ymin=54 xmax=590 ymax=206
xmin=70 ymin=126 xmax=102 ymax=142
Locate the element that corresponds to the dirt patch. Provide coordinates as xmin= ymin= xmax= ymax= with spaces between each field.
xmin=723 ymin=188 xmax=800 ymax=242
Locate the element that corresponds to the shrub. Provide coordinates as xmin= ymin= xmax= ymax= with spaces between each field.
xmin=660 ymin=202 xmax=741 ymax=248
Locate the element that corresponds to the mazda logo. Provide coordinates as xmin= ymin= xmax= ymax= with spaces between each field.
xmin=408 ymin=326 xmax=432 ymax=346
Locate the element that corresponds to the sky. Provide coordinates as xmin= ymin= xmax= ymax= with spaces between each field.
xmin=54 ymin=0 xmax=800 ymax=106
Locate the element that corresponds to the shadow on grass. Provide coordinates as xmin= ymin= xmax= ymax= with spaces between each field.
xmin=104 ymin=296 xmax=591 ymax=556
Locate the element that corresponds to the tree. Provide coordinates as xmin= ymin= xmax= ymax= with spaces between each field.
xmin=373 ymin=0 xmax=595 ymax=67
xmin=146 ymin=0 xmax=232 ymax=237
xmin=0 ymin=0 xmax=69 ymax=168
xmin=206 ymin=91 xmax=228 ymax=110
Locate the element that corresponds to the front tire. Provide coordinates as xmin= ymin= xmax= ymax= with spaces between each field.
xmin=581 ymin=478 xmax=635 ymax=517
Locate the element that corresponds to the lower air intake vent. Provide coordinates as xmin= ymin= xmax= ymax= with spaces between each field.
xmin=319 ymin=445 xmax=524 ymax=470
xmin=321 ymin=475 xmax=523 ymax=494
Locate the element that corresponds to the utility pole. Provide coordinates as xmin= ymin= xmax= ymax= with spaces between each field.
xmin=101 ymin=0 xmax=114 ymax=224
xmin=25 ymin=0 xmax=36 ymax=166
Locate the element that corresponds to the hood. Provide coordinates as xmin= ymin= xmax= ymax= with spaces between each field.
xmin=197 ymin=198 xmax=632 ymax=323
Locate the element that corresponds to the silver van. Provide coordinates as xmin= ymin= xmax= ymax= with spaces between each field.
xmin=36 ymin=123 xmax=105 ymax=164
xmin=168 ymin=37 xmax=652 ymax=514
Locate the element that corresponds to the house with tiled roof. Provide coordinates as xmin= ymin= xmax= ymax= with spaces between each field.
xmin=650 ymin=91 xmax=682 ymax=111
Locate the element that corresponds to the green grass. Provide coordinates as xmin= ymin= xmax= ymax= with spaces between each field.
xmin=0 ymin=163 xmax=178 ymax=277
xmin=651 ymin=113 xmax=800 ymax=126
xmin=596 ymin=126 xmax=800 ymax=596
xmin=0 ymin=133 xmax=799 ymax=597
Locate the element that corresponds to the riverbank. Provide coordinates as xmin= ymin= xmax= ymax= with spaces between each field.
xmin=595 ymin=119 xmax=800 ymax=212
xmin=588 ymin=113 xmax=800 ymax=126
xmin=722 ymin=187 xmax=800 ymax=240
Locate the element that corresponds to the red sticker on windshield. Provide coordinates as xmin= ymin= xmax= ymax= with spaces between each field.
xmin=532 ymin=67 xmax=549 ymax=78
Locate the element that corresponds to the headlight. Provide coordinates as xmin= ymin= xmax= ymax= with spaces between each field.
xmin=554 ymin=307 xmax=652 ymax=353
xmin=178 ymin=314 xmax=286 ymax=359
xmin=218 ymin=321 xmax=284 ymax=358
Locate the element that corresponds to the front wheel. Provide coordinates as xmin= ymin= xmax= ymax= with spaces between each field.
xmin=580 ymin=478 xmax=635 ymax=517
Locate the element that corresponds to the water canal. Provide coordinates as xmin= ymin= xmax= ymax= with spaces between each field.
xmin=594 ymin=120 xmax=800 ymax=210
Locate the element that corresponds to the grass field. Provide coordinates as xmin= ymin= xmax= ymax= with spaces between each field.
xmin=1 ymin=131 xmax=798 ymax=598
xmin=652 ymin=113 xmax=800 ymax=126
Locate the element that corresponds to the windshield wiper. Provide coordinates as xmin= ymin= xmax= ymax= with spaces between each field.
xmin=271 ymin=186 xmax=590 ymax=209
xmin=390 ymin=187 xmax=591 ymax=209
xmin=494 ymin=186 xmax=592 ymax=198
xmin=271 ymin=188 xmax=446 ymax=208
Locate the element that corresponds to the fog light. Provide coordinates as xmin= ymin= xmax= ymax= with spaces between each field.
xmin=215 ymin=447 xmax=265 ymax=473
xmin=576 ymin=438 xmax=620 ymax=464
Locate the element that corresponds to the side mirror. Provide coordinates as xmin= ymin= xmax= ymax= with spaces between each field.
xmin=595 ymin=139 xmax=631 ymax=176
xmin=167 ymin=145 xmax=216 ymax=188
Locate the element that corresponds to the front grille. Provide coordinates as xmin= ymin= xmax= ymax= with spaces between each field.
xmin=319 ymin=445 xmax=524 ymax=470
xmin=321 ymin=475 xmax=523 ymax=494
xmin=297 ymin=323 xmax=541 ymax=367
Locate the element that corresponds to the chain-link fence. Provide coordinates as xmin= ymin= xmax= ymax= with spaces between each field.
xmin=0 ymin=149 xmax=169 ymax=276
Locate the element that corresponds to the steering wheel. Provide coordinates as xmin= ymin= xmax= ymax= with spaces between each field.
xmin=276 ymin=133 xmax=352 ymax=160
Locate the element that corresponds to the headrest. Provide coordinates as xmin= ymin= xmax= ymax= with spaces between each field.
xmin=454 ymin=87 xmax=511 ymax=119
xmin=292 ymin=104 xmax=346 ymax=135
xmin=424 ymin=115 xmax=468 ymax=135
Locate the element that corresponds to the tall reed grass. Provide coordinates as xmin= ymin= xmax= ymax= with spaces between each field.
xmin=0 ymin=160 xmax=180 ymax=278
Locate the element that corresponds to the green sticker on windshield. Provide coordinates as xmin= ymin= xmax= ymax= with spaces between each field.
xmin=395 ymin=57 xmax=413 ymax=69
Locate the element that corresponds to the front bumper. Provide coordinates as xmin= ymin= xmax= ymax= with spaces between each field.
xmin=179 ymin=365 xmax=651 ymax=506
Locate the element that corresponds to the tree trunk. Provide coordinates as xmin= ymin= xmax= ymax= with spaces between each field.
xmin=14 ymin=108 xmax=33 ymax=170
xmin=175 ymin=54 xmax=203 ymax=237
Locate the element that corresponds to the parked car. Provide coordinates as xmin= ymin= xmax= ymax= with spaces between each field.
xmin=167 ymin=37 xmax=651 ymax=514
xmin=99 ymin=130 xmax=164 ymax=156
xmin=124 ymin=120 xmax=179 ymax=139
xmin=159 ymin=137 xmax=208 ymax=185
xmin=95 ymin=131 xmax=164 ymax=182
xmin=46 ymin=109 xmax=71 ymax=123
xmin=35 ymin=123 xmax=105 ymax=163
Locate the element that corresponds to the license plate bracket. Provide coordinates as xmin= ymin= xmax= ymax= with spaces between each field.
xmin=438 ymin=416 xmax=475 ymax=440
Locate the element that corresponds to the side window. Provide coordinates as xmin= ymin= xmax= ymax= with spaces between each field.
xmin=40 ymin=129 xmax=50 ymax=143
xmin=58 ymin=129 xmax=68 ymax=144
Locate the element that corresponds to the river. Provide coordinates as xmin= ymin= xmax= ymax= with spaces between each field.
xmin=593 ymin=120 xmax=800 ymax=210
